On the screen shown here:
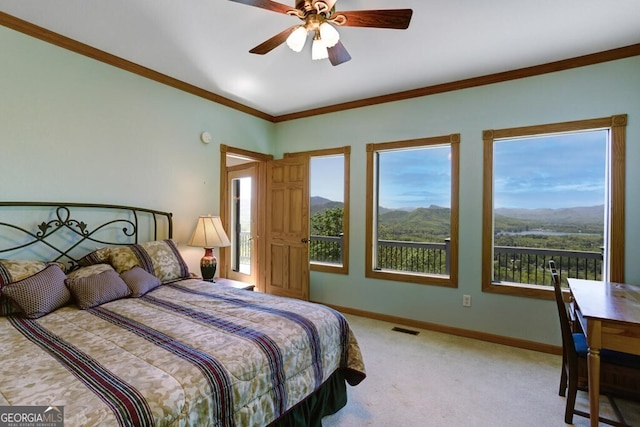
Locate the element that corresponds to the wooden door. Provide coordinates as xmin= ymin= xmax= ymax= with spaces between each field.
xmin=265 ymin=155 xmax=309 ymax=300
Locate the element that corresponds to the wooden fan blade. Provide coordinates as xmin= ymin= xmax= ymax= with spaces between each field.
xmin=336 ymin=9 xmax=413 ymax=29
xmin=229 ymin=0 xmax=296 ymax=15
xmin=328 ymin=41 xmax=351 ymax=66
xmin=249 ymin=26 xmax=299 ymax=54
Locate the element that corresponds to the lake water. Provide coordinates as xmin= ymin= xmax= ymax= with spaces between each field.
xmin=498 ymin=230 xmax=600 ymax=236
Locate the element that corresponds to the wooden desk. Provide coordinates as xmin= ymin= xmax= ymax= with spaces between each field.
xmin=567 ymin=278 xmax=640 ymax=427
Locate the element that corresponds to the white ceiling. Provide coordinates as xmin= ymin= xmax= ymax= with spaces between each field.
xmin=1 ymin=0 xmax=639 ymax=117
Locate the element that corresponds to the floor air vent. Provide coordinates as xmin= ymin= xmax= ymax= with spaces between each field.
xmin=392 ymin=327 xmax=419 ymax=336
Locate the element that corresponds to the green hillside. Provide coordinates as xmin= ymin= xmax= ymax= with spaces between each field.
xmin=310 ymin=197 xmax=604 ymax=251
xmin=376 ymin=206 xmax=450 ymax=241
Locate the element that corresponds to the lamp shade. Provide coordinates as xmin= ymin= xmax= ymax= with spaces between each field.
xmin=286 ymin=26 xmax=308 ymax=52
xmin=312 ymin=37 xmax=328 ymax=60
xmin=319 ymin=22 xmax=339 ymax=48
xmin=188 ymin=216 xmax=231 ymax=248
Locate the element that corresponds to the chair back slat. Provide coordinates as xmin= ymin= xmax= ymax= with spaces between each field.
xmin=550 ymin=260 xmax=576 ymax=359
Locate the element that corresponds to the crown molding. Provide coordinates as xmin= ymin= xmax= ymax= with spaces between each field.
xmin=2 ymin=11 xmax=639 ymax=124
xmin=0 ymin=11 xmax=274 ymax=122
xmin=275 ymin=43 xmax=640 ymax=122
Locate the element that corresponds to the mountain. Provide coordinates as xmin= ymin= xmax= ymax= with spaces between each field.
xmin=310 ymin=196 xmax=422 ymax=216
xmin=310 ymin=197 xmax=603 ymax=236
xmin=377 ymin=206 xmax=451 ymax=239
xmin=495 ymin=205 xmax=603 ymax=225
xmin=310 ymin=196 xmax=332 ymax=206
xmin=310 ymin=196 xmax=344 ymax=215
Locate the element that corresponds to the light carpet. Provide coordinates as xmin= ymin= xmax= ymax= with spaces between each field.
xmin=322 ymin=314 xmax=640 ymax=427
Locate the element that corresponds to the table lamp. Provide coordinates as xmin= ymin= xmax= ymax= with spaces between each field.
xmin=188 ymin=215 xmax=231 ymax=282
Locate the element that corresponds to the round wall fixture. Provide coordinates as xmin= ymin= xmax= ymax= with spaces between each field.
xmin=200 ymin=132 xmax=212 ymax=144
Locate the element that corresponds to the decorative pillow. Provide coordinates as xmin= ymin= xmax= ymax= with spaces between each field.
xmin=1 ymin=260 xmax=54 ymax=316
xmin=108 ymin=239 xmax=189 ymax=283
xmin=48 ymin=261 xmax=69 ymax=273
xmin=65 ymin=268 xmax=131 ymax=309
xmin=2 ymin=264 xmax=70 ymax=319
xmin=77 ymin=248 xmax=111 ymax=267
xmin=0 ymin=298 xmax=17 ymax=316
xmin=121 ymin=266 xmax=162 ymax=297
xmin=67 ymin=263 xmax=114 ymax=280
xmin=0 ymin=259 xmax=50 ymax=284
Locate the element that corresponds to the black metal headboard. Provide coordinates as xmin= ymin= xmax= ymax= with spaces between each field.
xmin=0 ymin=202 xmax=173 ymax=271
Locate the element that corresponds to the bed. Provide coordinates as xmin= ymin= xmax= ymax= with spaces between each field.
xmin=0 ymin=202 xmax=365 ymax=426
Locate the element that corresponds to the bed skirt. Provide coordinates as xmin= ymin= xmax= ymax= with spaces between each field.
xmin=270 ymin=369 xmax=348 ymax=427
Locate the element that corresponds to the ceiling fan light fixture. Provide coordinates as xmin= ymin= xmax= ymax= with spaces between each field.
xmin=234 ymin=0 xmax=413 ymax=66
xmin=311 ymin=37 xmax=328 ymax=60
xmin=318 ymin=22 xmax=339 ymax=48
xmin=286 ymin=26 xmax=308 ymax=52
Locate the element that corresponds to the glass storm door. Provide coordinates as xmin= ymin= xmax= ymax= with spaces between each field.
xmin=228 ymin=165 xmax=257 ymax=284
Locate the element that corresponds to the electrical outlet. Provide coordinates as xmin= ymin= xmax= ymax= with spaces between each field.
xmin=462 ymin=294 xmax=471 ymax=307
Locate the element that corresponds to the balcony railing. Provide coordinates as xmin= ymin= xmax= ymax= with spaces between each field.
xmin=493 ymin=246 xmax=603 ymax=286
xmin=376 ymin=239 xmax=450 ymax=275
xmin=235 ymin=231 xmax=252 ymax=272
xmin=309 ymin=235 xmax=603 ymax=286
xmin=310 ymin=235 xmax=343 ymax=265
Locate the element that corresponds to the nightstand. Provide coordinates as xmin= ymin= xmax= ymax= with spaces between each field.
xmin=214 ymin=278 xmax=255 ymax=291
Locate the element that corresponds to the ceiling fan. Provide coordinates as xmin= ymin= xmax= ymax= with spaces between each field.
xmin=229 ymin=0 xmax=413 ymax=66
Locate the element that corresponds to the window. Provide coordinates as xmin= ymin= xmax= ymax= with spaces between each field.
xmin=365 ymin=134 xmax=460 ymax=287
xmin=285 ymin=146 xmax=350 ymax=274
xmin=482 ymin=115 xmax=627 ymax=298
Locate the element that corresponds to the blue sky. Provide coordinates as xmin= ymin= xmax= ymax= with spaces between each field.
xmin=310 ymin=155 xmax=344 ymax=202
xmin=310 ymin=147 xmax=453 ymax=208
xmin=378 ymin=146 xmax=452 ymax=208
xmin=310 ymin=130 xmax=608 ymax=210
xmin=494 ymin=130 xmax=607 ymax=209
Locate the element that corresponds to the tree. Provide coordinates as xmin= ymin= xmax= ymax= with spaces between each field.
xmin=310 ymin=207 xmax=344 ymax=264
xmin=311 ymin=207 xmax=343 ymax=236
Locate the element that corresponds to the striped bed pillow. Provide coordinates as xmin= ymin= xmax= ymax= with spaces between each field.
xmin=76 ymin=247 xmax=111 ymax=267
xmin=108 ymin=239 xmax=189 ymax=283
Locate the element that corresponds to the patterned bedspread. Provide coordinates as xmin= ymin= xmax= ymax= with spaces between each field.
xmin=0 ymin=279 xmax=365 ymax=426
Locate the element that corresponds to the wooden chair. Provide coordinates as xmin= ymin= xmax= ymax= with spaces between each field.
xmin=549 ymin=260 xmax=640 ymax=425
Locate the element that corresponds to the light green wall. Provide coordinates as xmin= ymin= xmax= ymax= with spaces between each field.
xmin=274 ymin=56 xmax=640 ymax=346
xmin=1 ymin=26 xmax=275 ymax=273
xmin=2 ymin=24 xmax=639 ymax=347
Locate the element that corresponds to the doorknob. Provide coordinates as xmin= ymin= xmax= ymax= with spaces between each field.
xmin=301 ymin=238 xmax=309 ymax=243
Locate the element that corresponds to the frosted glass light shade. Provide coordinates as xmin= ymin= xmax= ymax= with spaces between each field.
xmin=286 ymin=26 xmax=308 ymax=52
xmin=319 ymin=22 xmax=339 ymax=48
xmin=312 ymin=38 xmax=328 ymax=60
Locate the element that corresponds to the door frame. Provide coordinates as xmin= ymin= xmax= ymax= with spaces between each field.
xmin=220 ymin=144 xmax=272 ymax=292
